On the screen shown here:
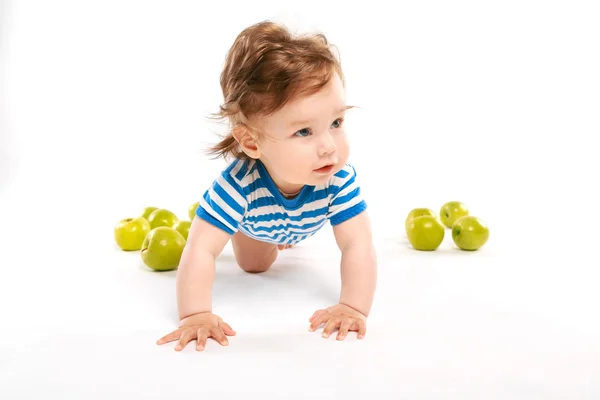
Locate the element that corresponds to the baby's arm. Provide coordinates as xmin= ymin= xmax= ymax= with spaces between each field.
xmin=308 ymin=210 xmax=377 ymax=339
xmin=333 ymin=210 xmax=377 ymax=317
xmin=157 ymin=216 xmax=235 ymax=351
xmin=177 ymin=217 xmax=231 ymax=319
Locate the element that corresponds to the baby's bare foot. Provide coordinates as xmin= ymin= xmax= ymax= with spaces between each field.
xmin=278 ymin=244 xmax=294 ymax=250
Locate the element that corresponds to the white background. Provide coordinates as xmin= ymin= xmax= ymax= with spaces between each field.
xmin=1 ymin=0 xmax=599 ymax=398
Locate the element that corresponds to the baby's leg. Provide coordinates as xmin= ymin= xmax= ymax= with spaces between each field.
xmin=231 ymin=231 xmax=279 ymax=273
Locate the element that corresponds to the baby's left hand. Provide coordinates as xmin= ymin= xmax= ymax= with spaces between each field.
xmin=308 ymin=303 xmax=367 ymax=340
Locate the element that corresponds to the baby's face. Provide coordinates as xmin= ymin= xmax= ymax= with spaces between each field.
xmin=254 ymin=73 xmax=350 ymax=193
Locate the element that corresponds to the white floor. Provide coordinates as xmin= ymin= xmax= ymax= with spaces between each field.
xmin=1 ymin=180 xmax=599 ymax=398
xmin=2 ymin=1 xmax=600 ymax=399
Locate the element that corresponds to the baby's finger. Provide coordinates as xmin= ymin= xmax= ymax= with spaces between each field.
xmin=196 ymin=327 xmax=209 ymax=351
xmin=218 ymin=320 xmax=236 ymax=336
xmin=309 ymin=313 xmax=330 ymax=332
xmin=309 ymin=309 xmax=323 ymax=323
xmin=156 ymin=329 xmax=182 ymax=345
xmin=175 ymin=328 xmax=195 ymax=351
xmin=357 ymin=320 xmax=367 ymax=339
xmin=322 ymin=318 xmax=340 ymax=338
xmin=211 ymin=328 xmax=230 ymax=346
xmin=337 ymin=320 xmax=352 ymax=341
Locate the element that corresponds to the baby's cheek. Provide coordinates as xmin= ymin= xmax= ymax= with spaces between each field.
xmin=273 ymin=149 xmax=298 ymax=169
xmin=336 ymin=137 xmax=350 ymax=157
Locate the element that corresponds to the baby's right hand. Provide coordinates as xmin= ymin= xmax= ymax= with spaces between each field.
xmin=156 ymin=312 xmax=236 ymax=352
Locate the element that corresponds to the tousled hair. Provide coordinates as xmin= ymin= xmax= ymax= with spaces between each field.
xmin=205 ymin=20 xmax=351 ymax=161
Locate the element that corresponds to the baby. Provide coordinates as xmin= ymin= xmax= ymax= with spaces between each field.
xmin=157 ymin=20 xmax=377 ymax=352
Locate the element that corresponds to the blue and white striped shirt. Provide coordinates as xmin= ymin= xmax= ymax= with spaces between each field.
xmin=196 ymin=158 xmax=367 ymax=245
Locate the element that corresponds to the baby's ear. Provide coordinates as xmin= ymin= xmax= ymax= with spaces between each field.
xmin=232 ymin=124 xmax=261 ymax=159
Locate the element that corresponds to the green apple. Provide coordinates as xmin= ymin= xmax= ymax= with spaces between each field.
xmin=452 ymin=216 xmax=489 ymax=251
xmin=405 ymin=208 xmax=436 ymax=231
xmin=440 ymin=201 xmax=469 ymax=228
xmin=188 ymin=201 xmax=200 ymax=221
xmin=147 ymin=208 xmax=179 ymax=229
xmin=406 ymin=215 xmax=445 ymax=251
xmin=141 ymin=207 xmax=158 ymax=220
xmin=173 ymin=220 xmax=192 ymax=240
xmin=114 ymin=217 xmax=151 ymax=251
xmin=141 ymin=227 xmax=187 ymax=271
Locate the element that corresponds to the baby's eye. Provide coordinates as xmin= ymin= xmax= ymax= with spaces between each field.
xmin=294 ymin=128 xmax=311 ymax=137
xmin=293 ymin=118 xmax=344 ymax=137
xmin=331 ymin=118 xmax=344 ymax=129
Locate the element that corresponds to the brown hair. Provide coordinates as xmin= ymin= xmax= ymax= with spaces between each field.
xmin=205 ymin=20 xmax=351 ymax=161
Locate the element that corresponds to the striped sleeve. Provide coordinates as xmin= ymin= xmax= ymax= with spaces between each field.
xmin=326 ymin=164 xmax=367 ymax=226
xmin=195 ymin=164 xmax=248 ymax=235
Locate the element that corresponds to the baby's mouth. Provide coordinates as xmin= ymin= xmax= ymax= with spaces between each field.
xmin=314 ymin=164 xmax=334 ymax=173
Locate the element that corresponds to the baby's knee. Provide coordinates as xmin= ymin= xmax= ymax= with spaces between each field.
xmin=238 ymin=247 xmax=278 ymax=273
